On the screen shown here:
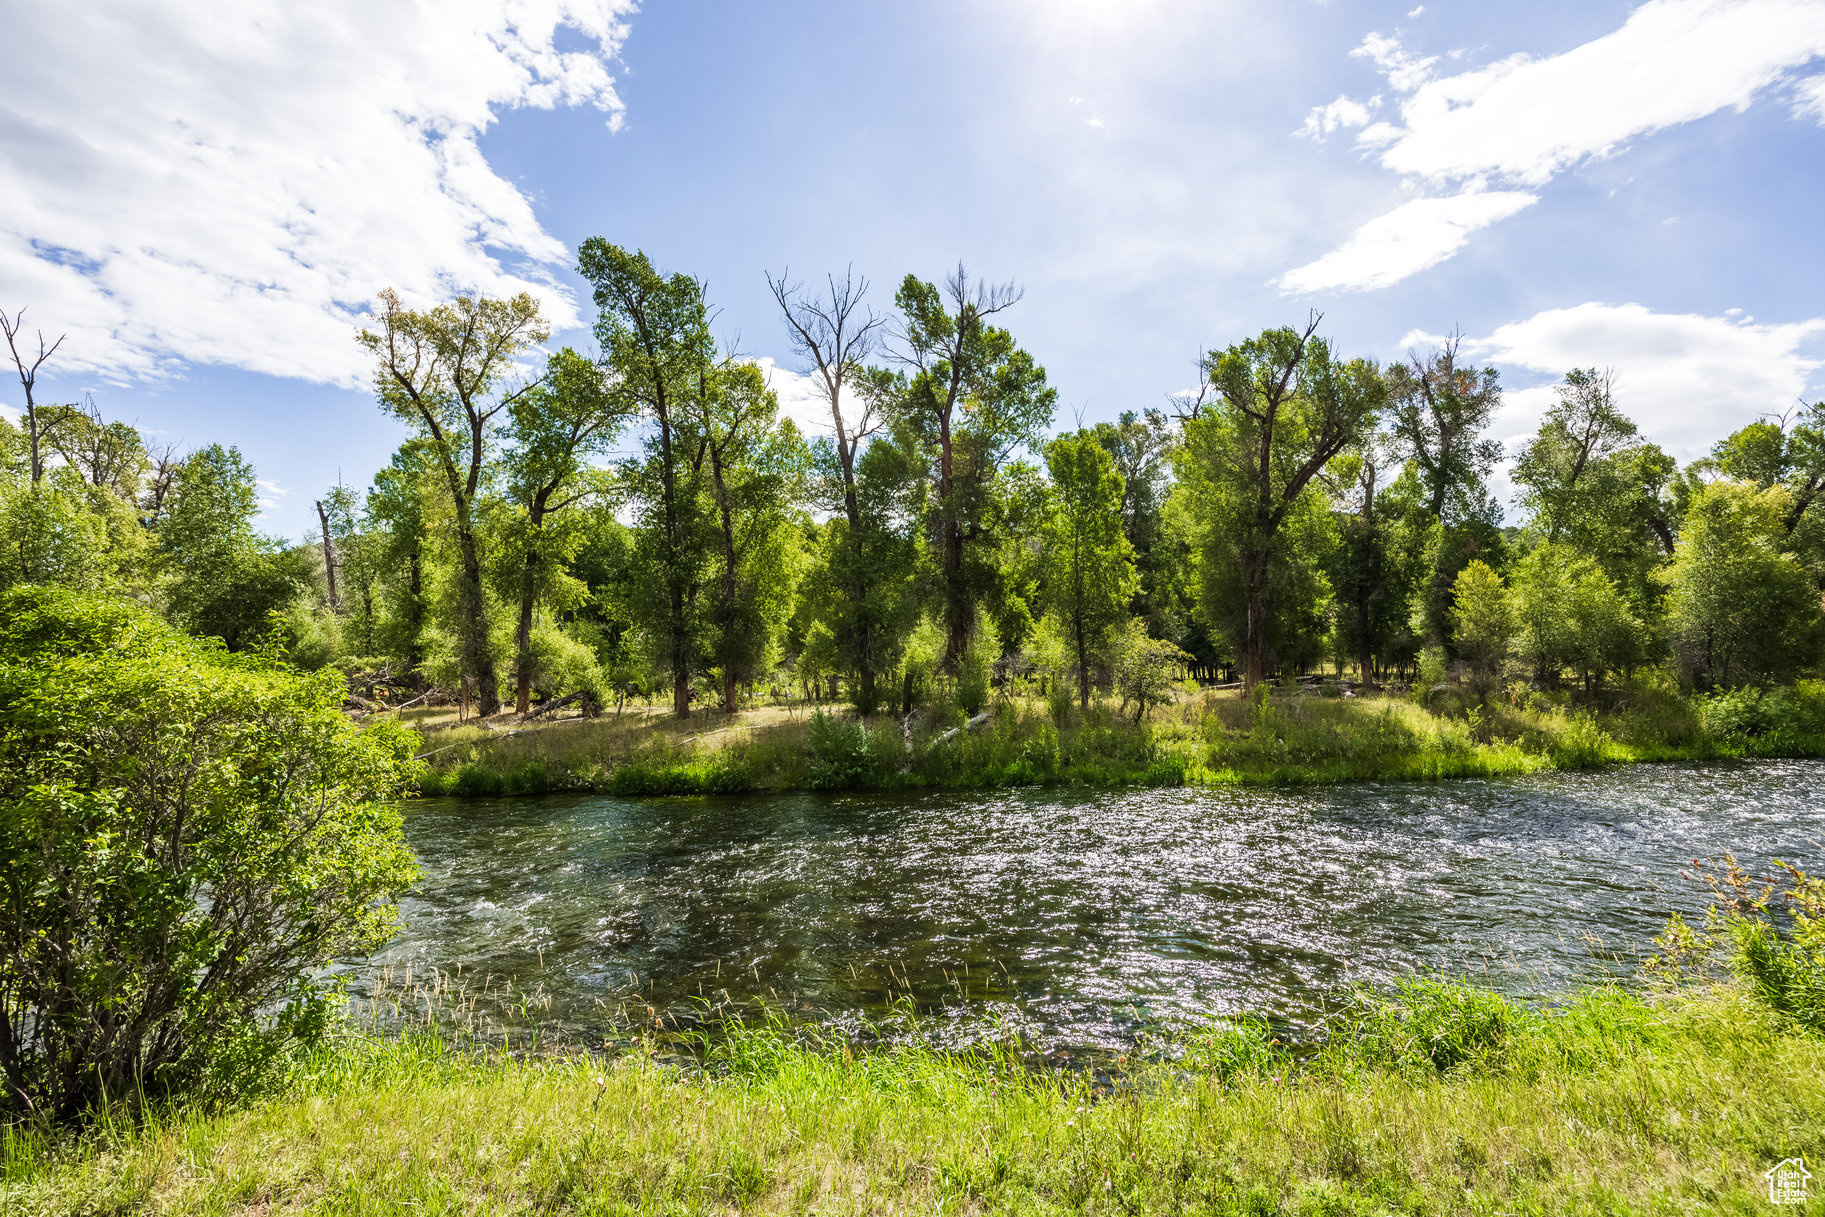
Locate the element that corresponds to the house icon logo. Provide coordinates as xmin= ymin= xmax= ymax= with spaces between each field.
xmin=1767 ymin=1157 xmax=1812 ymax=1205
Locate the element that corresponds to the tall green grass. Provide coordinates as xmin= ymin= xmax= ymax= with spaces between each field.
xmin=6 ymin=979 xmax=1822 ymax=1215
xmin=414 ymin=680 xmax=1825 ymax=799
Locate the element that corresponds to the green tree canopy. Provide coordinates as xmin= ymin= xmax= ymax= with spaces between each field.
xmin=1040 ymin=431 xmax=1137 ymax=707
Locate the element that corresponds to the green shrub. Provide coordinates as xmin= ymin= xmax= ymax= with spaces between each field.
xmin=1701 ymin=682 xmax=1825 ymax=751
xmin=1328 ymin=978 xmax=1533 ymax=1073
xmin=0 ymin=586 xmax=421 ymax=1123
xmin=806 ymin=710 xmax=895 ymax=790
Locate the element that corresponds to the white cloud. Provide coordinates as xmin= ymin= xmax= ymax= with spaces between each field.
xmin=0 ymin=0 xmax=634 ymax=389
xmin=1297 ymin=94 xmax=1377 ymax=140
xmin=1275 ymin=186 xmax=1537 ymax=294
xmin=750 ymin=356 xmax=869 ymax=444
xmin=1796 ymin=72 xmax=1825 ymax=119
xmin=1284 ymin=0 xmax=1825 ymax=291
xmin=1371 ymin=0 xmax=1825 ymax=187
xmin=1350 ymin=31 xmax=1438 ymax=93
xmin=1454 ymin=302 xmax=1825 ymax=460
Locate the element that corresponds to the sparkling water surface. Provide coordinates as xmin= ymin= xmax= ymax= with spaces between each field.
xmin=363 ymin=760 xmax=1825 ymax=1051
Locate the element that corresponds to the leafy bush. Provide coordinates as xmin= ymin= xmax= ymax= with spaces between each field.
xmin=806 ymin=711 xmax=898 ymax=790
xmin=0 ymin=587 xmax=421 ymax=1123
xmin=1328 ymin=977 xmax=1533 ymax=1073
xmin=1700 ymin=682 xmax=1825 ymax=751
xmin=1696 ymin=855 xmax=1825 ymax=1033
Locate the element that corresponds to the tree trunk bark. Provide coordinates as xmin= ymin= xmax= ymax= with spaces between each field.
xmin=1243 ymin=550 xmax=1269 ymax=692
xmin=315 ymin=499 xmax=340 ymax=609
xmin=455 ymin=513 xmax=500 ymax=716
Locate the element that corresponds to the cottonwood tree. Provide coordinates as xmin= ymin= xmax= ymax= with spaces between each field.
xmin=891 ymin=266 xmax=1055 ymax=667
xmin=768 ymin=267 xmax=897 ymax=708
xmin=689 ymin=358 xmax=806 ymax=714
xmin=1090 ymin=409 xmax=1179 ymax=636
xmin=1666 ymin=481 xmax=1822 ymax=687
xmin=578 ymin=240 xmax=717 ymax=719
xmin=365 ymin=441 xmax=439 ymax=689
xmin=1040 ymin=432 xmax=1136 ymax=708
xmin=497 ymin=347 xmax=629 ymax=715
xmin=359 ymin=289 xmax=548 ymax=716
xmin=1 ymin=307 xmax=65 ymax=486
xmin=160 ymin=444 xmax=302 ymax=649
xmin=1513 ymin=369 xmax=1683 ymax=609
xmin=1176 ymin=318 xmax=1385 ymax=689
xmin=1384 ymin=336 xmax=1504 ymax=524
xmin=1512 ymin=368 xmax=1636 ymax=543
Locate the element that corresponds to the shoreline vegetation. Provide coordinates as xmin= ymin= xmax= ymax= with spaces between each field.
xmin=5 ymin=976 xmax=1822 ymax=1214
xmin=405 ymin=679 xmax=1825 ymax=799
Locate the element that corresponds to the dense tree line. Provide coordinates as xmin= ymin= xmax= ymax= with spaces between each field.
xmin=5 ymin=260 xmax=1823 ymax=717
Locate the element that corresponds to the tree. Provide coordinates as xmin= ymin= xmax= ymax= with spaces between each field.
xmin=365 ymin=442 xmax=439 ymax=689
xmin=358 ymin=289 xmax=548 ymax=716
xmin=1384 ymin=335 xmax=1505 ymax=523
xmin=768 ymin=267 xmax=892 ymax=707
xmin=1111 ymin=619 xmax=1193 ymax=724
xmin=1509 ymin=542 xmax=1643 ymax=691
xmin=1665 ymin=482 xmax=1822 ymax=688
xmin=578 ymin=240 xmax=718 ymax=719
xmin=891 ymin=266 xmax=1056 ymax=667
xmin=1090 ymin=409 xmax=1180 ymax=637
xmin=497 ymin=347 xmax=630 ymax=714
xmin=1040 ymin=432 xmax=1137 ymax=707
xmin=1512 ymin=368 xmax=1637 ymax=544
xmin=1709 ymin=404 xmax=1825 ymax=539
xmin=0 ymin=585 xmax=418 ymax=1122
xmin=1 ymin=307 xmax=66 ymax=487
xmin=160 ymin=444 xmax=302 ymax=650
xmin=1330 ymin=438 xmax=1418 ymax=686
xmin=40 ymin=397 xmax=148 ymax=502
xmin=689 ymin=359 xmax=807 ymax=713
xmin=1448 ymin=559 xmax=1512 ymax=680
xmin=799 ymin=429 xmax=922 ymax=714
xmin=1176 ymin=318 xmax=1386 ymax=689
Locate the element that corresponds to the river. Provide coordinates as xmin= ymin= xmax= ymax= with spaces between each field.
xmin=363 ymin=759 xmax=1824 ymax=1053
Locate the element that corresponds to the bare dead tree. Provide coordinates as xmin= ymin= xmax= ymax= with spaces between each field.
xmin=765 ymin=265 xmax=887 ymax=518
xmin=2 ymin=307 xmax=67 ymax=486
xmin=139 ymin=440 xmax=182 ymax=529
xmin=315 ymin=498 xmax=341 ymax=610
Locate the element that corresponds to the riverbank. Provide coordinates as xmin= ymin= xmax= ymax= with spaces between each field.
xmin=6 ymin=982 xmax=1820 ymax=1215
xmin=408 ymin=681 xmax=1825 ymax=798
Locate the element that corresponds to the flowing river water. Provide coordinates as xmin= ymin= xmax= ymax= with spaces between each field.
xmin=363 ymin=760 xmax=1825 ymax=1053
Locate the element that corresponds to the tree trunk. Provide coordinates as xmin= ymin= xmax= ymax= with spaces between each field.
xmin=1075 ymin=611 xmax=1090 ymax=710
xmin=455 ymin=514 xmax=500 ymax=716
xmin=1243 ymin=550 xmax=1270 ymax=692
xmin=315 ymin=500 xmax=340 ymax=609
xmin=514 ymin=497 xmax=551 ymax=717
xmin=406 ymin=546 xmax=426 ymax=691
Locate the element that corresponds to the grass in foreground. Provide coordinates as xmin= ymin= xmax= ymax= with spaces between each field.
xmin=4 ymin=982 xmax=1823 ymax=1215
xmin=407 ymin=680 xmax=1825 ymax=798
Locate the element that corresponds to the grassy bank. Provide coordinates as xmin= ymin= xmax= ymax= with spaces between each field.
xmin=5 ymin=981 xmax=1822 ymax=1215
xmin=407 ymin=680 xmax=1825 ymax=798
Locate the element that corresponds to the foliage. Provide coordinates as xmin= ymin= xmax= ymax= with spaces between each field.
xmin=0 ymin=587 xmax=420 ymax=1123
xmin=1110 ymin=620 xmax=1191 ymax=723
xmin=1039 ymin=431 xmax=1136 ymax=707
xmin=160 ymin=444 xmax=304 ymax=650
xmin=1665 ymin=480 xmax=1822 ymax=688
xmin=1510 ymin=541 xmax=1643 ymax=690
xmin=1447 ymin=558 xmax=1511 ymax=678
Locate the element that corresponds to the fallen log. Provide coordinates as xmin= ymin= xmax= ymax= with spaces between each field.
xmin=931 ymin=711 xmax=992 ymax=746
xmin=520 ymin=690 xmax=584 ymax=723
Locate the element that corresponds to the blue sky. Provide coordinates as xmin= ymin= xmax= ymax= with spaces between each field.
xmin=5 ymin=0 xmax=1824 ymax=538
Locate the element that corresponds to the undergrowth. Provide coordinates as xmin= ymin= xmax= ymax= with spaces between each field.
xmin=414 ymin=679 xmax=1825 ymax=799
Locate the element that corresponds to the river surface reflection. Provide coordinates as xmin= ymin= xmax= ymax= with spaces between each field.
xmin=364 ymin=760 xmax=1825 ymax=1050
